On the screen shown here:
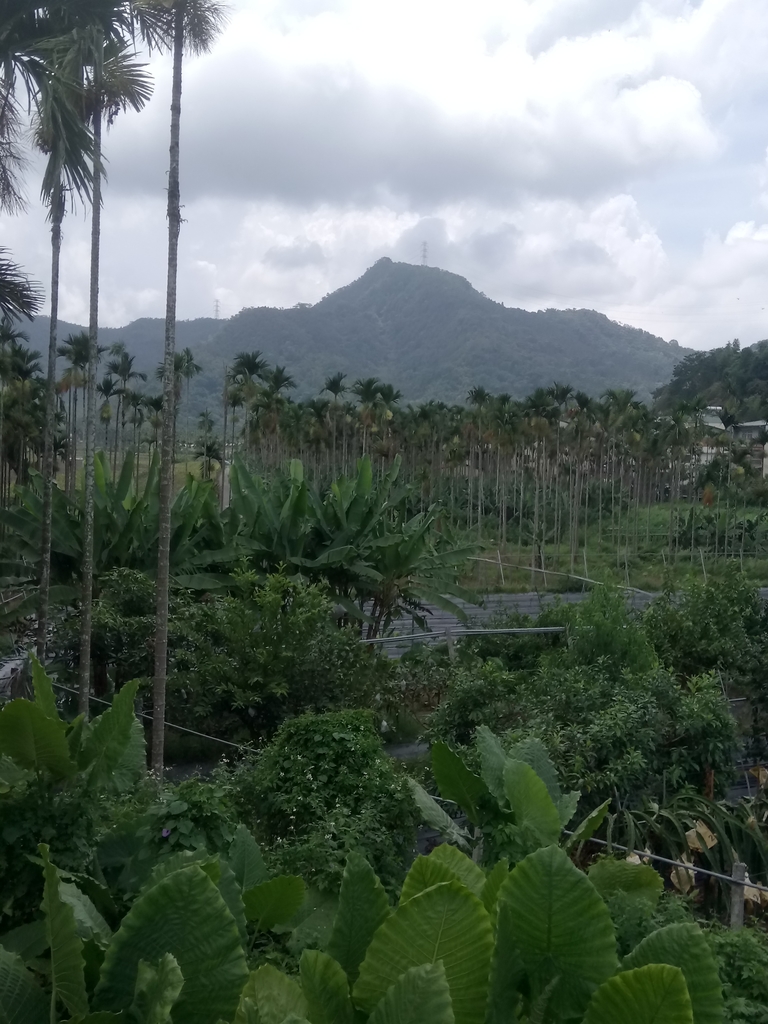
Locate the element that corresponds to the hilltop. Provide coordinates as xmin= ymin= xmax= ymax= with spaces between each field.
xmin=23 ymin=259 xmax=688 ymax=410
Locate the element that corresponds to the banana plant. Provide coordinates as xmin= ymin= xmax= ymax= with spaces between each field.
xmin=410 ymin=726 xmax=610 ymax=866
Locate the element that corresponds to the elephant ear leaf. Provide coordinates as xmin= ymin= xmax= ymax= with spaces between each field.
xmin=497 ymin=846 xmax=617 ymax=1021
xmin=407 ymin=779 xmax=471 ymax=852
xmin=564 ymin=800 xmax=611 ymax=852
xmin=327 ymin=853 xmax=390 ymax=985
xmin=228 ymin=824 xmax=270 ymax=891
xmin=245 ymin=964 xmax=307 ymax=1024
xmin=367 ymin=962 xmax=455 ymax=1024
xmin=428 ymin=844 xmax=486 ymax=897
xmin=39 ymin=844 xmax=89 ymax=1020
xmin=0 ymin=701 xmax=75 ymax=779
xmin=583 ymin=964 xmax=693 ymax=1024
xmin=0 ymin=948 xmax=49 ymax=1024
xmin=30 ymin=654 xmax=59 ymax=720
xmin=431 ymin=743 xmax=488 ymax=825
xmin=299 ymin=950 xmax=354 ymax=1024
xmin=354 ymin=881 xmax=493 ymax=1024
xmin=503 ymin=759 xmax=561 ymax=847
xmin=94 ymin=864 xmax=248 ymax=1024
xmin=242 ymin=876 xmax=306 ymax=933
xmin=474 ymin=726 xmax=507 ymax=805
xmin=81 ymin=680 xmax=141 ymax=790
xmin=507 ymin=736 xmax=561 ymax=803
xmin=623 ymin=923 xmax=723 ymax=1024
xmin=130 ymin=954 xmax=184 ymax=1024
xmin=588 ymin=859 xmax=663 ymax=915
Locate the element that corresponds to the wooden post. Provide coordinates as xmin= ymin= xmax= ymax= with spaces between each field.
xmin=730 ymin=861 xmax=746 ymax=930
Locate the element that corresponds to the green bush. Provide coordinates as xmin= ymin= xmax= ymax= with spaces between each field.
xmin=225 ymin=710 xmax=417 ymax=892
xmin=707 ymin=926 xmax=768 ymax=1024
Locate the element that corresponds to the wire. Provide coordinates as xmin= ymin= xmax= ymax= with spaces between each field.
xmin=362 ymin=626 xmax=566 ymax=644
xmin=49 ymin=680 xmax=249 ymax=751
xmin=565 ymin=830 xmax=768 ymax=895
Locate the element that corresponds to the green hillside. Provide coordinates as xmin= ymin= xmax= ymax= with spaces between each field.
xmin=24 ymin=258 xmax=688 ymax=413
xmin=654 ymin=338 xmax=768 ymax=415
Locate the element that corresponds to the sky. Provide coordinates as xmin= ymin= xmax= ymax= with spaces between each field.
xmin=5 ymin=0 xmax=768 ymax=350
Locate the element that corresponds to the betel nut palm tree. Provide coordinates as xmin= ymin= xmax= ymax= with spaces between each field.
xmin=152 ymin=0 xmax=227 ymax=774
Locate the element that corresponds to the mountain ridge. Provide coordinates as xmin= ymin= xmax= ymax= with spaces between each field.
xmin=22 ymin=258 xmax=689 ymax=410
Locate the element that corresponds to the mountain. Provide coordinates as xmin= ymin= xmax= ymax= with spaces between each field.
xmin=654 ymin=338 xmax=768 ymax=416
xmin=23 ymin=259 xmax=689 ymax=411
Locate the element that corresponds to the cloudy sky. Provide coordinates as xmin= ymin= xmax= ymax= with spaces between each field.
xmin=5 ymin=0 xmax=768 ymax=349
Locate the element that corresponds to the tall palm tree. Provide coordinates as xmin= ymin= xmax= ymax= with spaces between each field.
xmin=180 ymin=345 xmax=201 ymax=474
xmin=96 ymin=373 xmax=118 ymax=451
xmin=353 ymin=376 xmax=381 ymax=456
xmin=0 ymin=250 xmax=43 ymax=321
xmin=230 ymin=350 xmax=268 ymax=462
xmin=152 ymin=0 xmax=227 ymax=774
xmin=107 ymin=347 xmax=146 ymax=471
xmin=323 ymin=371 xmax=346 ymax=472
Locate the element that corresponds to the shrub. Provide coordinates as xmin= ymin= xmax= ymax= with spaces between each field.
xmin=225 ymin=710 xmax=417 ymax=892
xmin=707 ymin=925 xmax=768 ymax=1024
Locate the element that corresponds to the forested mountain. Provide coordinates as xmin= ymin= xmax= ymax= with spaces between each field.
xmin=25 ymin=259 xmax=688 ymax=411
xmin=655 ymin=338 xmax=768 ymax=416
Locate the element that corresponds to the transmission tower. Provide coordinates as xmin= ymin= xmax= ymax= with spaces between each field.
xmin=214 ymin=299 xmax=220 ymax=319
xmin=421 ymin=241 xmax=428 ymax=267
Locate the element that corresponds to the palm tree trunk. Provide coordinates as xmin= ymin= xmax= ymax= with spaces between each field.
xmin=220 ymin=366 xmax=228 ymax=508
xmin=153 ymin=5 xmax=184 ymax=775
xmin=78 ymin=73 xmax=103 ymax=717
xmin=36 ymin=182 xmax=64 ymax=660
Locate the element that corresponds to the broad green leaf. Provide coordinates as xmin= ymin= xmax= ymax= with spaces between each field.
xmin=81 ymin=681 xmax=141 ymax=790
xmin=564 ymin=799 xmax=611 ymax=853
xmin=299 ymin=951 xmax=353 ymax=1024
xmin=481 ymin=859 xmax=509 ymax=920
xmin=243 ymin=875 xmax=306 ymax=932
xmin=30 ymin=653 xmax=59 ymax=720
xmin=368 ymin=962 xmax=455 ymax=1024
xmin=59 ymin=881 xmax=111 ymax=947
xmin=485 ymin=902 xmax=522 ymax=1024
xmin=246 ymin=965 xmax=307 ymax=1024
xmin=498 ymin=846 xmax=617 ymax=1020
xmin=431 ymin=743 xmax=488 ymax=825
xmin=130 ymin=955 xmax=184 ymax=1024
xmin=0 ymin=949 xmax=48 ymax=1024
xmin=95 ymin=865 xmax=248 ymax=1024
xmin=354 ymin=880 xmax=493 ymax=1024
xmin=39 ymin=844 xmax=89 ymax=1019
xmin=507 ymin=737 xmax=560 ymax=802
xmin=327 ymin=853 xmax=390 ymax=985
xmin=556 ymin=791 xmax=581 ymax=826
xmin=583 ymin=964 xmax=693 ymax=1024
xmin=503 ymin=759 xmax=561 ymax=846
xmin=0 ymin=701 xmax=76 ymax=779
xmin=407 ymin=779 xmax=471 ymax=852
xmin=228 ymin=824 xmax=270 ymax=891
xmin=0 ymin=920 xmax=48 ymax=961
xmin=0 ymin=755 xmax=31 ymax=794
xmin=399 ymin=856 xmax=455 ymax=905
xmin=475 ymin=726 xmax=507 ymax=805
xmin=214 ymin=858 xmax=248 ymax=945
xmin=110 ymin=717 xmax=147 ymax=794
xmin=588 ymin=859 xmax=663 ymax=914
xmin=623 ymin=923 xmax=723 ymax=1024
xmin=429 ymin=844 xmax=486 ymax=897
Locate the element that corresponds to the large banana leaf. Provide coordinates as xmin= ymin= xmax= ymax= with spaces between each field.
xmin=623 ymin=923 xmax=723 ymax=1024
xmin=354 ymin=880 xmax=493 ymax=1024
xmin=299 ymin=950 xmax=354 ymax=1024
xmin=0 ymin=949 xmax=48 ymax=1024
xmin=583 ymin=964 xmax=693 ymax=1024
xmin=497 ymin=845 xmax=618 ymax=1020
xmin=327 ymin=853 xmax=390 ymax=985
xmin=40 ymin=844 xmax=89 ymax=1020
xmin=94 ymin=865 xmax=248 ymax=1024
xmin=367 ymin=962 xmax=455 ymax=1024
xmin=30 ymin=653 xmax=59 ymax=720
